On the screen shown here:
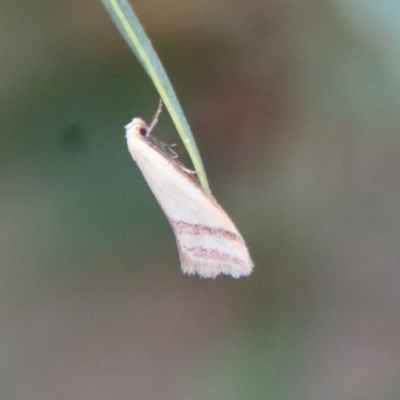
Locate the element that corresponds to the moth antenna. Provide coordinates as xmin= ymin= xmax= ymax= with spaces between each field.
xmin=147 ymin=99 xmax=163 ymax=135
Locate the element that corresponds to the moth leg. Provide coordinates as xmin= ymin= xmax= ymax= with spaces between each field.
xmin=180 ymin=165 xmax=197 ymax=175
xmin=168 ymin=146 xmax=178 ymax=159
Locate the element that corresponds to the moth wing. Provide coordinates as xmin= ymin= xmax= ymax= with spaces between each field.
xmin=128 ymin=132 xmax=253 ymax=278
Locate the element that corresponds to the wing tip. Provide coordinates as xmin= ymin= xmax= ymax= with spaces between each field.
xmin=180 ymin=252 xmax=254 ymax=279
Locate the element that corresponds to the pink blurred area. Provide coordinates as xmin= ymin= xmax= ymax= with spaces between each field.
xmin=1 ymin=0 xmax=400 ymax=399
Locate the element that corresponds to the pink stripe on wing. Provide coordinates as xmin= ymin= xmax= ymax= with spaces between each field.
xmin=182 ymin=245 xmax=247 ymax=270
xmin=171 ymin=220 xmax=243 ymax=244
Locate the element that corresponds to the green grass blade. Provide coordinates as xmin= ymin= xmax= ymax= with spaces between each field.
xmin=101 ymin=0 xmax=211 ymax=195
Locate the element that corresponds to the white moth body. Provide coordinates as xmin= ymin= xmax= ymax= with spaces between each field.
xmin=125 ymin=117 xmax=253 ymax=278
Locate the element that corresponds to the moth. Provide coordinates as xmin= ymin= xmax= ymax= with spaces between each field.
xmin=125 ymin=104 xmax=254 ymax=278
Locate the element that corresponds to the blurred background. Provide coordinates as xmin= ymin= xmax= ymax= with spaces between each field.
xmin=1 ymin=0 xmax=400 ymax=399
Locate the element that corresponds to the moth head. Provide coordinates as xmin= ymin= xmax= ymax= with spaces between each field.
xmin=125 ymin=118 xmax=149 ymax=139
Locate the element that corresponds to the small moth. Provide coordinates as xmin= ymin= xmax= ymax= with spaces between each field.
xmin=125 ymin=104 xmax=254 ymax=278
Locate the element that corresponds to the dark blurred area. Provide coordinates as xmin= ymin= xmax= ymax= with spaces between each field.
xmin=1 ymin=0 xmax=400 ymax=399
